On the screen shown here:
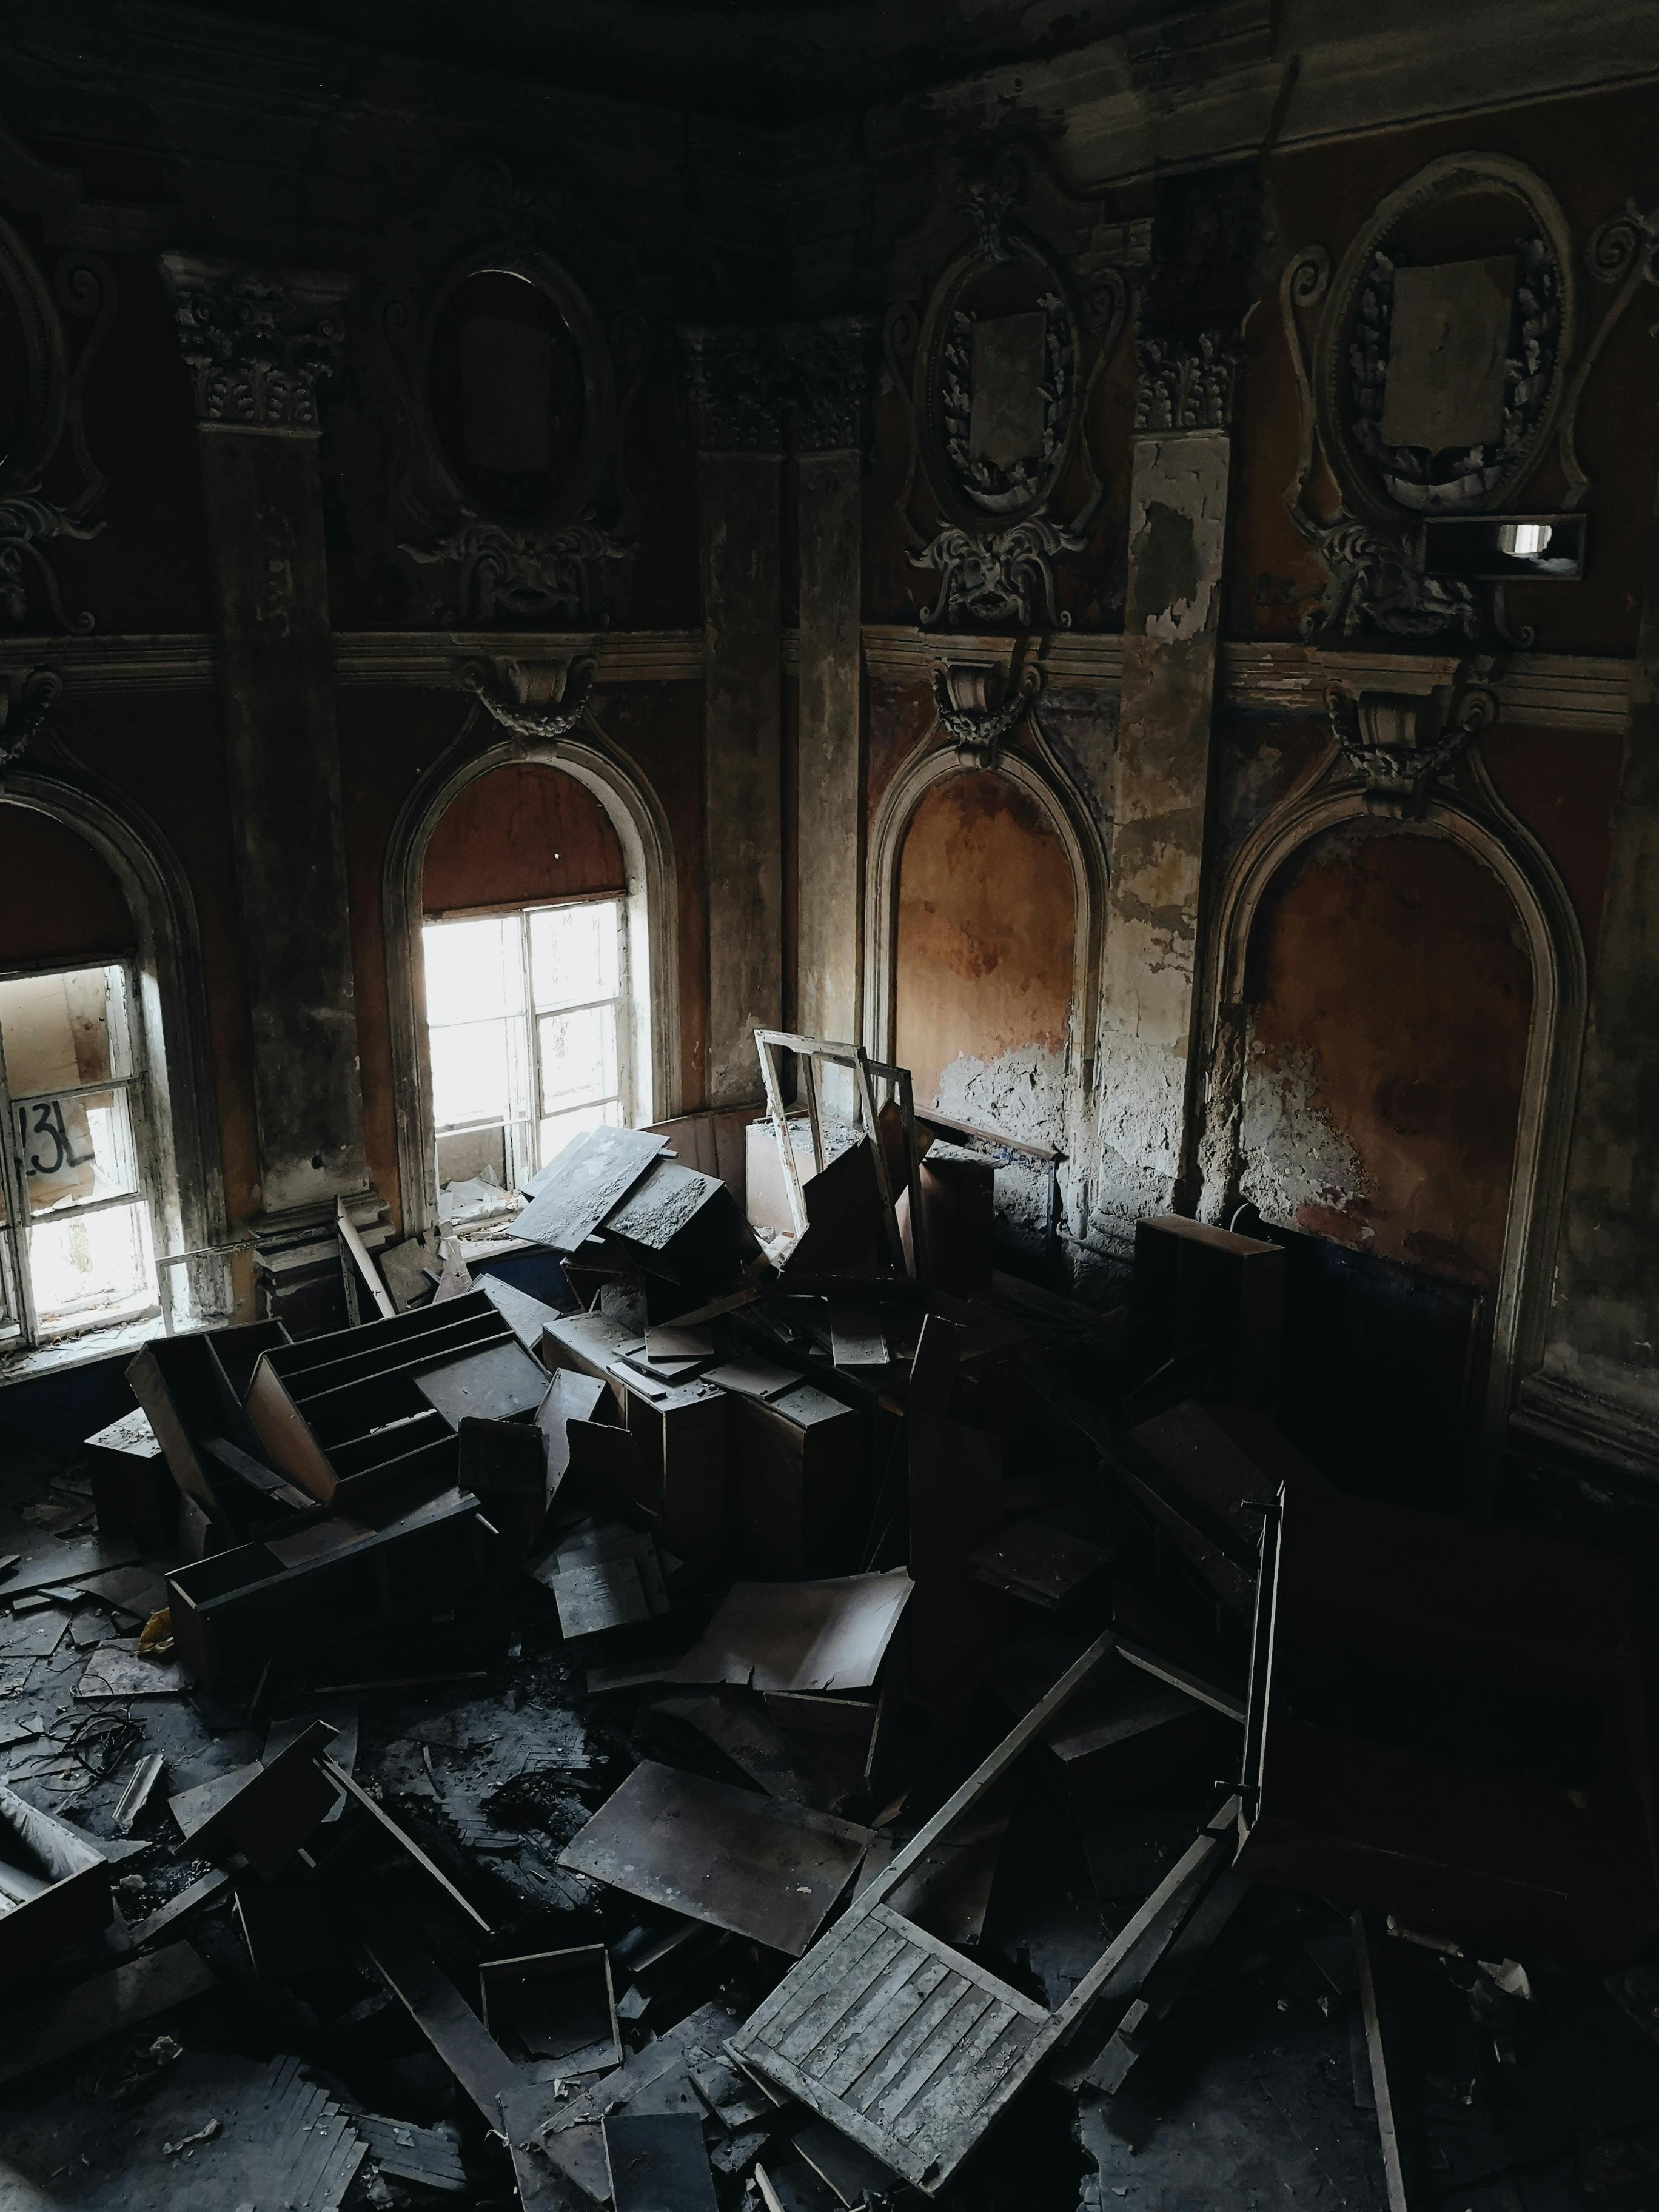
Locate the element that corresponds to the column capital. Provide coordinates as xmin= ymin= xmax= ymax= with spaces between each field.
xmin=158 ymin=253 xmax=354 ymax=432
xmin=1133 ymin=328 xmax=1243 ymax=435
xmin=681 ymin=315 xmax=879 ymax=456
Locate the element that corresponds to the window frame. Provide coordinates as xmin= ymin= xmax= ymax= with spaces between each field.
xmin=422 ymin=888 xmax=635 ymax=1230
xmin=0 ymin=952 xmax=165 ymax=1349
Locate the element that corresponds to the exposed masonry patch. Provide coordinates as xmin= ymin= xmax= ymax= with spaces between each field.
xmin=1238 ymin=1038 xmax=1370 ymax=1236
xmin=933 ymin=1043 xmax=1067 ymax=1246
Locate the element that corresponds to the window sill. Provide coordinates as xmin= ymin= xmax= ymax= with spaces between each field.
xmin=0 ymin=1310 xmax=221 ymax=1390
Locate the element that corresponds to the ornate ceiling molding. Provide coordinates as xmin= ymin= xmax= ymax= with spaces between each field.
xmin=158 ymin=253 xmax=353 ymax=432
xmin=884 ymin=147 xmax=1145 ymax=634
xmin=401 ymin=521 xmax=634 ymax=628
xmin=1281 ymin=155 xmax=1659 ymax=649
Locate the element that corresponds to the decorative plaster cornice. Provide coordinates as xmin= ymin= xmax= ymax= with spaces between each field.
xmin=863 ymin=624 xmax=1125 ymax=690
xmin=0 ymin=629 xmax=705 ymax=691
xmin=158 ymin=253 xmax=353 ymax=431
xmin=1220 ymin=642 xmax=1635 ymax=732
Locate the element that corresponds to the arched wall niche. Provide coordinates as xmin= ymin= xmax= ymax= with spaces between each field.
xmin=864 ymin=727 xmax=1107 ymax=1237
xmin=0 ymin=762 xmax=229 ymax=1327
xmin=383 ymin=705 xmax=680 ymax=1238
xmin=1199 ymin=748 xmax=1586 ymax=1438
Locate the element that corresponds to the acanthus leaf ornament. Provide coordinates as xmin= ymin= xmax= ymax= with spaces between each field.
xmin=458 ymin=653 xmax=598 ymax=749
xmin=158 ymin=254 xmax=352 ymax=431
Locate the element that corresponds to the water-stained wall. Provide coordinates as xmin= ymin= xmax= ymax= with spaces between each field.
xmin=1238 ymin=825 xmax=1534 ymax=1291
xmin=893 ymin=767 xmax=1075 ymax=1152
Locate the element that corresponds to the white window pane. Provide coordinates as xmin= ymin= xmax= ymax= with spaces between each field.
xmin=16 ymin=1086 xmax=139 ymax=1217
xmin=0 ymin=965 xmax=125 ymax=1098
xmin=537 ymin=1004 xmax=616 ymax=1112
xmin=529 ymin=902 xmax=618 ymax=1008
xmin=537 ymin=1100 xmax=613 ymax=1164
xmin=30 ymin=1200 xmax=155 ymax=1330
xmin=430 ymin=1017 xmax=512 ymax=1128
xmin=423 ymin=916 xmax=520 ymax=1027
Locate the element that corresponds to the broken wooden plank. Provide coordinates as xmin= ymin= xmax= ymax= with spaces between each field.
xmin=357 ymin=2114 xmax=468 ymax=2194
xmin=364 ymin=1921 xmax=519 ymax=2119
xmin=1353 ymin=1911 xmax=1413 ymax=2212
xmin=517 ymin=1125 xmax=669 ymax=1248
xmin=0 ymin=1941 xmax=215 ymax=2083
xmin=128 ymin=1867 xmax=231 ymax=1949
xmin=1080 ymin=1868 xmax=1251 ymax=2094
xmin=559 ymin=1761 xmax=873 ymax=1956
xmin=651 ymin=1689 xmax=823 ymax=1805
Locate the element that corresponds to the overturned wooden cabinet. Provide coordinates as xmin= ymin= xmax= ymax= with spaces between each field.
xmin=166 ymin=1487 xmax=493 ymax=1687
xmin=246 ymin=1292 xmax=518 ymax=1502
xmin=725 ymin=1382 xmax=860 ymax=1577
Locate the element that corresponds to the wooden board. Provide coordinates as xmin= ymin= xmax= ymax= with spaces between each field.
xmin=605 ymin=2113 xmax=719 ymax=2212
xmin=0 ymin=1942 xmax=215 ymax=2083
xmin=558 ymin=1761 xmax=873 ymax=1956
xmin=729 ymin=1626 xmax=1240 ymax=2193
xmin=517 ymin=1126 xmax=669 ymax=1250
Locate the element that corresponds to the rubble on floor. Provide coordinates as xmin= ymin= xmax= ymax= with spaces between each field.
xmin=0 ymin=1054 xmax=1655 ymax=2211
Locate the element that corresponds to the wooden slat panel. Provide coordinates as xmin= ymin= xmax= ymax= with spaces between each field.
xmin=842 ymin=1974 xmax=982 ymax=2113
xmin=860 ymin=1986 xmax=994 ymax=2128
xmin=892 ymin=2000 xmax=1036 ymax=2152
xmin=769 ymin=1924 xmax=910 ymax=2060
xmin=869 ymin=1905 xmax=1047 ymax=2020
xmin=789 ymin=1942 xmax=933 ymax=2072
xmin=815 ymin=1956 xmax=952 ymax=2098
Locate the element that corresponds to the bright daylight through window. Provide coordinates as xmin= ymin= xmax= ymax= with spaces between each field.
xmin=423 ymin=896 xmax=632 ymax=1226
xmin=0 ymin=962 xmax=159 ymax=1347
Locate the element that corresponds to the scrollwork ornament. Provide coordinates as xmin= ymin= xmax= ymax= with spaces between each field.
xmin=913 ymin=517 xmax=1085 ymax=631
xmin=0 ymin=666 xmax=64 ymax=774
xmin=158 ymin=254 xmax=352 ymax=431
xmin=1325 ymin=667 xmax=1496 ymax=817
xmin=404 ymin=522 xmax=634 ymax=626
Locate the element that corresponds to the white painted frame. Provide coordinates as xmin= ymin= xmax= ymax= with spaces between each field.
xmin=383 ymin=706 xmax=680 ymax=1239
xmin=1200 ymin=746 xmax=1587 ymax=1435
xmin=0 ymin=765 xmax=230 ymax=1334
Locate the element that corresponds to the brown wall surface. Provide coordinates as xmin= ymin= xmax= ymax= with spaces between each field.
xmin=0 ymin=806 xmax=134 ymax=965
xmin=422 ymin=762 xmax=626 ymax=914
xmin=894 ymin=768 xmax=1074 ymax=1125
xmin=1241 ymin=825 xmax=1534 ymax=1288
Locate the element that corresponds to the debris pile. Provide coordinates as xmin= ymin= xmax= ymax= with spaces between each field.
xmin=0 ymin=1033 xmax=1655 ymax=2210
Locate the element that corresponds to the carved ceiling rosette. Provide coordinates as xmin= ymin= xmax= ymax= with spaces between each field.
xmin=0 ymin=224 xmax=114 ymax=635
xmin=886 ymin=149 xmax=1141 ymax=635
xmin=381 ymin=180 xmax=647 ymax=629
xmin=1282 ymin=153 xmax=1659 ymax=648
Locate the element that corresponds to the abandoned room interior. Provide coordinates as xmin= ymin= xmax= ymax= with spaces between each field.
xmin=3 ymin=0 xmax=1659 ymax=2204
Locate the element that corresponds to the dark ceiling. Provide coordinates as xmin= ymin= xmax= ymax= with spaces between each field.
xmin=173 ymin=0 xmax=1161 ymax=121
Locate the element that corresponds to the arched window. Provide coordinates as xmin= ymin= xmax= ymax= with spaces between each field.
xmin=420 ymin=760 xmax=637 ymax=1228
xmin=0 ymin=789 xmax=224 ymax=1356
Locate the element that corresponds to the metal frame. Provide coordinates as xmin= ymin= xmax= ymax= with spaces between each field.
xmin=753 ymin=1029 xmax=929 ymax=1284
